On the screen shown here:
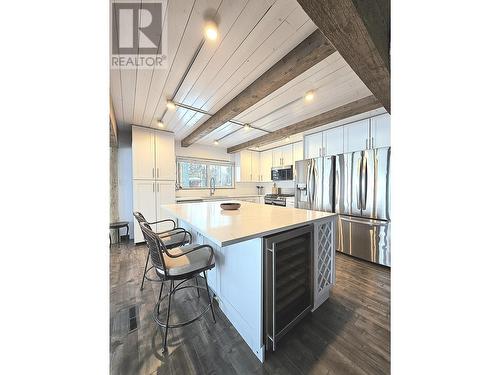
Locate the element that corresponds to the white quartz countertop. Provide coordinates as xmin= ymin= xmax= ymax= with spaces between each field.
xmin=176 ymin=195 xmax=264 ymax=202
xmin=162 ymin=201 xmax=335 ymax=247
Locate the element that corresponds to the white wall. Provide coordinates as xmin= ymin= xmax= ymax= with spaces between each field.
xmin=118 ymin=129 xmax=134 ymax=238
xmin=175 ymin=141 xmax=233 ymax=162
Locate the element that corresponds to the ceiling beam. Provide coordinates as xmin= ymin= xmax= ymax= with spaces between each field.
xmin=226 ymin=95 xmax=381 ymax=153
xmin=297 ymin=0 xmax=390 ymax=113
xmin=181 ymin=29 xmax=336 ymax=147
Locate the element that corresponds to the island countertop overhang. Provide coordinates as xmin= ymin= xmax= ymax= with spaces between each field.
xmin=161 ymin=201 xmax=336 ymax=247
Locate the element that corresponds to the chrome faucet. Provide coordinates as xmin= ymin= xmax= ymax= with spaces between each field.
xmin=209 ymin=177 xmax=216 ymax=196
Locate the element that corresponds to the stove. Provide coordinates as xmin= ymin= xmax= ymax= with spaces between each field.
xmin=264 ymin=193 xmax=295 ymax=207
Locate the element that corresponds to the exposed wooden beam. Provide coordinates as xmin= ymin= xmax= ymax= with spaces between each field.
xmin=227 ymin=95 xmax=381 ymax=153
xmin=297 ymin=0 xmax=390 ymax=113
xmin=109 ymin=95 xmax=118 ymax=147
xmin=181 ymin=29 xmax=336 ymax=147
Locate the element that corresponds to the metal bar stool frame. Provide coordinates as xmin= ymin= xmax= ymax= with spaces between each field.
xmin=140 ymin=221 xmax=216 ymax=353
xmin=133 ymin=212 xmax=192 ymax=290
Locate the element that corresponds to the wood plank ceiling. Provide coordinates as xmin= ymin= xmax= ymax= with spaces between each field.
xmin=110 ymin=0 xmax=376 ymax=150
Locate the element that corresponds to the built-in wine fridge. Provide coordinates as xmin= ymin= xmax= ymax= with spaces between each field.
xmin=264 ymin=225 xmax=313 ymax=351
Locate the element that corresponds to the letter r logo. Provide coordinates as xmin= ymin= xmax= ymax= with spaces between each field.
xmin=112 ymin=2 xmax=162 ymax=54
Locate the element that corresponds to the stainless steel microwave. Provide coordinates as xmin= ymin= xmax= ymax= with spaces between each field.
xmin=271 ymin=166 xmax=293 ymax=181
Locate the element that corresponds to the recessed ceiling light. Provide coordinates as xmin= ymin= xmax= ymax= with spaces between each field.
xmin=304 ymin=90 xmax=315 ymax=102
xmin=166 ymin=100 xmax=176 ymax=111
xmin=214 ymin=140 xmax=219 ymax=145
xmin=285 ymin=136 xmax=291 ymax=142
xmin=244 ymin=124 xmax=250 ymax=131
xmin=204 ymin=20 xmax=218 ymax=41
xmin=157 ymin=120 xmax=164 ymax=128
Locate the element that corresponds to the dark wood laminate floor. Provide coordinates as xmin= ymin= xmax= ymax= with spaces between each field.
xmin=110 ymin=241 xmax=390 ymax=375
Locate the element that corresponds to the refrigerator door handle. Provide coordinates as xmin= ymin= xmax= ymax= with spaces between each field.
xmin=356 ymin=157 xmax=362 ymax=209
xmin=310 ymin=162 xmax=316 ymax=205
xmin=361 ymin=153 xmax=368 ymax=210
xmin=306 ymin=161 xmax=312 ymax=206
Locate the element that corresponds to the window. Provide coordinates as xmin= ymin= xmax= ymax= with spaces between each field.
xmin=177 ymin=157 xmax=234 ymax=189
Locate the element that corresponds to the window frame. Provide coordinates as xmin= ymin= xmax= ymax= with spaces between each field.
xmin=176 ymin=157 xmax=235 ymax=190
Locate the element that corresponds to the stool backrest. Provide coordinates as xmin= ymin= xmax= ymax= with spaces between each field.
xmin=139 ymin=221 xmax=167 ymax=276
xmin=133 ymin=211 xmax=155 ymax=237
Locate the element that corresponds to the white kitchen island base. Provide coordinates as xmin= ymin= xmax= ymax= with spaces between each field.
xmin=166 ymin=201 xmax=335 ymax=362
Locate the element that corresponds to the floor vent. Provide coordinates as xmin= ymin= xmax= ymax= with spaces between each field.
xmin=128 ymin=305 xmax=138 ymax=332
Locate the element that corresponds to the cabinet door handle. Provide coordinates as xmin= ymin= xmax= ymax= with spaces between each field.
xmin=152 ymin=168 xmax=155 ymax=178
xmin=371 ymin=137 xmax=374 ymax=148
xmin=365 ymin=139 xmax=368 ymax=149
xmin=157 ymin=168 xmax=159 ymax=178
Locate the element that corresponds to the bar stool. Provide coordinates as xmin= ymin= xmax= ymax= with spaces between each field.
xmin=133 ymin=212 xmax=192 ymax=291
xmin=109 ymin=221 xmax=129 ymax=244
xmin=139 ymin=221 xmax=216 ymax=353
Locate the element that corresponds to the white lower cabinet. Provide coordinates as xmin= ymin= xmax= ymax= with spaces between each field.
xmin=240 ymin=197 xmax=259 ymax=203
xmin=155 ymin=181 xmax=176 ymax=232
xmin=177 ymin=220 xmax=219 ymax=292
xmin=133 ymin=180 xmax=157 ymax=242
xmin=133 ymin=179 xmax=175 ymax=243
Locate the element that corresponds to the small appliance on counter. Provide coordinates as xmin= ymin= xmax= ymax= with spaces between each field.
xmin=272 ymin=183 xmax=278 ymax=195
xmin=256 ymin=185 xmax=264 ymax=195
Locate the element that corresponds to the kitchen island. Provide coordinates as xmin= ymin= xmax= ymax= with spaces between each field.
xmin=161 ymin=201 xmax=336 ymax=362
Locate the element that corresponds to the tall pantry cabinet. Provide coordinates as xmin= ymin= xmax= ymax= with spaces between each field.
xmin=132 ymin=126 xmax=176 ymax=243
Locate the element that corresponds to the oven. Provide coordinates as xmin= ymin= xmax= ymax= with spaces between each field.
xmin=264 ymin=196 xmax=288 ymax=207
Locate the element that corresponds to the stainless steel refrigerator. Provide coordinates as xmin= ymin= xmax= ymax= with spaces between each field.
xmin=295 ymin=147 xmax=391 ymax=267
xmin=295 ymin=155 xmax=334 ymax=212
xmin=336 ymin=147 xmax=391 ymax=266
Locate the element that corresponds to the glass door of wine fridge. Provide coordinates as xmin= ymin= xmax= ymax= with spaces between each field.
xmin=264 ymin=225 xmax=313 ymax=351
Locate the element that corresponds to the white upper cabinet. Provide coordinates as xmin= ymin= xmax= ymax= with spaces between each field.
xmin=235 ymin=150 xmax=260 ymax=182
xmin=370 ymin=113 xmax=391 ymax=149
xmin=304 ymin=132 xmax=323 ymax=159
xmin=132 ymin=126 xmax=175 ymax=180
xmin=281 ymin=144 xmax=293 ymax=166
xmin=132 ymin=127 xmax=155 ymax=179
xmin=251 ymin=151 xmax=260 ymax=182
xmin=344 ymin=119 xmax=370 ymax=153
xmin=272 ymin=148 xmax=282 ymax=167
xmin=293 ymin=142 xmax=303 ymax=164
xmin=324 ymin=127 xmax=344 ymax=156
xmin=271 ymin=144 xmax=293 ymax=167
xmin=235 ymin=150 xmax=252 ymax=182
xmin=304 ymin=114 xmax=390 ymax=158
xmin=260 ymin=149 xmax=273 ymax=182
xmin=154 ymin=131 xmax=176 ymax=180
